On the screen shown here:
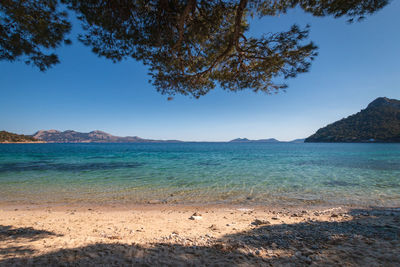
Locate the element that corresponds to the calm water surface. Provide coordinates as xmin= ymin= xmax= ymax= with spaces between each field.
xmin=0 ymin=143 xmax=399 ymax=206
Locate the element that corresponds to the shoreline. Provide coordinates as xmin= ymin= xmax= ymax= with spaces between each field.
xmin=0 ymin=200 xmax=387 ymax=212
xmin=0 ymin=141 xmax=46 ymax=144
xmin=1 ymin=203 xmax=399 ymax=265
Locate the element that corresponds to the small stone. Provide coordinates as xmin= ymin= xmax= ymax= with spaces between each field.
xmin=148 ymin=199 xmax=161 ymax=204
xmin=107 ymin=235 xmax=120 ymax=240
xmin=331 ymin=213 xmax=338 ymax=218
xmin=189 ymin=213 xmax=202 ymax=220
xmin=251 ymin=219 xmax=270 ymax=226
xmin=209 ymin=224 xmax=218 ymax=231
xmin=314 ymin=212 xmax=320 ymax=216
xmin=271 ymin=216 xmax=279 ymax=220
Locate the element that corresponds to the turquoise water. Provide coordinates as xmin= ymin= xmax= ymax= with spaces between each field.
xmin=0 ymin=143 xmax=399 ymax=206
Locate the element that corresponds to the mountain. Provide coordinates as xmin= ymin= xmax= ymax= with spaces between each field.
xmin=0 ymin=131 xmax=40 ymax=143
xmin=305 ymin=97 xmax=400 ymax=143
xmin=3 ymin=129 xmax=305 ymax=143
xmin=229 ymin=138 xmax=280 ymax=143
xmin=32 ymin=130 xmax=182 ymax=143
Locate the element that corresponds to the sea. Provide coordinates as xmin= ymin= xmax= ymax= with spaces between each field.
xmin=0 ymin=143 xmax=399 ymax=206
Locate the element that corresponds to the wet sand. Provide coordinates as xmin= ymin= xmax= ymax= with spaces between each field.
xmin=0 ymin=204 xmax=399 ymax=266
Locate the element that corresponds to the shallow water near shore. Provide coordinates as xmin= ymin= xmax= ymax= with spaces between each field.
xmin=0 ymin=142 xmax=399 ymax=206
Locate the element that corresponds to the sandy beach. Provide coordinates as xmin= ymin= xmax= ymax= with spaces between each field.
xmin=0 ymin=204 xmax=399 ymax=266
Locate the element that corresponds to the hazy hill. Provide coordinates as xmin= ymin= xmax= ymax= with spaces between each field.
xmin=288 ymin=138 xmax=305 ymax=143
xmin=305 ymin=97 xmax=400 ymax=143
xmin=0 ymin=131 xmax=40 ymax=143
xmin=229 ymin=138 xmax=280 ymax=143
xmin=32 ymin=130 xmax=181 ymax=143
xmin=229 ymin=138 xmax=305 ymax=143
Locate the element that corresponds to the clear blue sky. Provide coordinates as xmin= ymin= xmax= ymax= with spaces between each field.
xmin=1 ymin=2 xmax=399 ymax=141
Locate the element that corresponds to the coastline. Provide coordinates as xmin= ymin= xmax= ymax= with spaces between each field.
xmin=0 ymin=201 xmax=385 ymax=212
xmin=0 ymin=141 xmax=46 ymax=144
xmin=1 ymin=203 xmax=399 ymax=265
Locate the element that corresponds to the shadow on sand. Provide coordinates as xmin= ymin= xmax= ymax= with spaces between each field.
xmin=0 ymin=225 xmax=61 ymax=258
xmin=0 ymin=225 xmax=60 ymax=242
xmin=0 ymin=208 xmax=399 ymax=266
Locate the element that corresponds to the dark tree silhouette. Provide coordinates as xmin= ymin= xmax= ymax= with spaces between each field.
xmin=0 ymin=0 xmax=390 ymax=97
xmin=0 ymin=0 xmax=71 ymax=71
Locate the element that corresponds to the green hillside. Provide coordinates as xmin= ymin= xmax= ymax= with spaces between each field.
xmin=305 ymin=97 xmax=400 ymax=143
xmin=0 ymin=131 xmax=39 ymax=143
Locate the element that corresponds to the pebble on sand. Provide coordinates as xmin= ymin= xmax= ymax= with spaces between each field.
xmin=251 ymin=219 xmax=270 ymax=226
xmin=189 ymin=212 xmax=202 ymax=220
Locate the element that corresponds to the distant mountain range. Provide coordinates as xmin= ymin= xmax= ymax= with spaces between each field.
xmin=229 ymin=138 xmax=279 ymax=143
xmin=0 ymin=129 xmax=305 ymax=143
xmin=229 ymin=138 xmax=305 ymax=143
xmin=305 ymin=97 xmax=400 ymax=143
xmin=30 ymin=130 xmax=305 ymax=143
xmin=32 ymin=130 xmax=182 ymax=143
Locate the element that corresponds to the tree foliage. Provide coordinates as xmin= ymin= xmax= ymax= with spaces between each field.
xmin=0 ymin=0 xmax=390 ymax=97
xmin=0 ymin=0 xmax=71 ymax=71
